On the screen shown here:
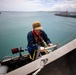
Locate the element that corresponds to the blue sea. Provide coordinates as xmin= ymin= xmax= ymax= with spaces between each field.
xmin=0 ymin=11 xmax=76 ymax=60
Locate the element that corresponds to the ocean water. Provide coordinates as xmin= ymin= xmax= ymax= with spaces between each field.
xmin=0 ymin=11 xmax=76 ymax=60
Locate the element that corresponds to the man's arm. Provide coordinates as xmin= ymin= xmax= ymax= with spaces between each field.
xmin=41 ymin=30 xmax=52 ymax=45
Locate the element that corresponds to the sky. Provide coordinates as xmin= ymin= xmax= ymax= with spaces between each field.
xmin=0 ymin=0 xmax=76 ymax=11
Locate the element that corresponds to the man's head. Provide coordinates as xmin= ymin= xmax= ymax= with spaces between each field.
xmin=32 ymin=21 xmax=42 ymax=30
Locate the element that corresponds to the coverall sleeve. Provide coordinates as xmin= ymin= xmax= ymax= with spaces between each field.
xmin=41 ymin=30 xmax=52 ymax=45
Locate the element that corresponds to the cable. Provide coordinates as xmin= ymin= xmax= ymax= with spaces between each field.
xmin=59 ymin=33 xmax=76 ymax=47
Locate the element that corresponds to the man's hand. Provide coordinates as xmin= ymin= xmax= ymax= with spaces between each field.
xmin=48 ymin=43 xmax=53 ymax=47
xmin=39 ymin=47 xmax=45 ymax=52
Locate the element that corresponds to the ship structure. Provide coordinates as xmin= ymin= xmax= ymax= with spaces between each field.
xmin=55 ymin=11 xmax=76 ymax=18
xmin=0 ymin=39 xmax=76 ymax=75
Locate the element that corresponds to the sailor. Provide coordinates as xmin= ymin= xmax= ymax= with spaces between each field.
xmin=27 ymin=21 xmax=53 ymax=60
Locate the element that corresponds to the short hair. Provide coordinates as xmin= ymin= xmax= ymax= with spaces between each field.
xmin=32 ymin=21 xmax=42 ymax=29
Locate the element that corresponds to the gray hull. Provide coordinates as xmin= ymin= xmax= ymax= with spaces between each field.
xmin=37 ymin=48 xmax=76 ymax=75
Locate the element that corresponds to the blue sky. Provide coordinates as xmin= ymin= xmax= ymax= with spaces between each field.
xmin=0 ymin=0 xmax=76 ymax=11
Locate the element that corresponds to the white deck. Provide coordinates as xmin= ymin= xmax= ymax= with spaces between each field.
xmin=6 ymin=39 xmax=76 ymax=75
